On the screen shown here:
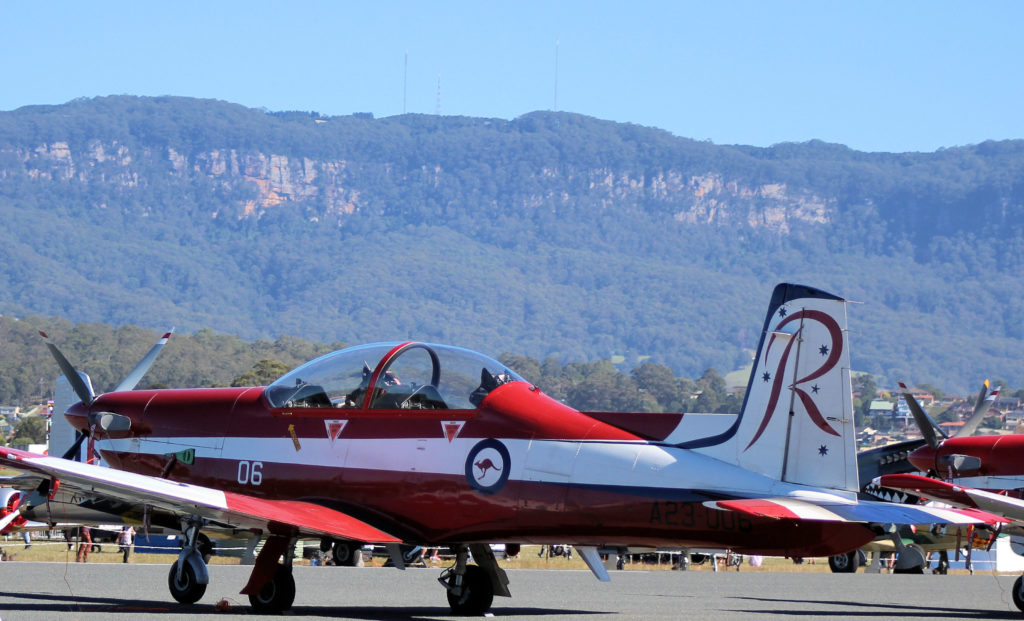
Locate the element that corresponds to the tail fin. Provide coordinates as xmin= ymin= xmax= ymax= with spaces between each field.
xmin=689 ymin=283 xmax=858 ymax=492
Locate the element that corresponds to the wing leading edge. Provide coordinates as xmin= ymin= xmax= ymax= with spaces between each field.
xmin=0 ymin=447 xmax=400 ymax=543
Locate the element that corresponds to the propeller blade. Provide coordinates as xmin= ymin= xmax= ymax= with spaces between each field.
xmin=61 ymin=430 xmax=89 ymax=461
xmin=898 ymin=381 xmax=945 ymax=449
xmin=39 ymin=331 xmax=94 ymax=406
xmin=956 ymin=379 xmax=999 ymax=438
xmin=111 ymin=328 xmax=174 ymax=393
xmin=0 ymin=507 xmax=22 ymax=533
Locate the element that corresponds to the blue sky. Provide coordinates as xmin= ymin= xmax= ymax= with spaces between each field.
xmin=4 ymin=1 xmax=1021 ymax=153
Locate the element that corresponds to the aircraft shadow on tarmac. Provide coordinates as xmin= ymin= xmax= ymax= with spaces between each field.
xmin=734 ymin=596 xmax=1020 ymax=619
xmin=0 ymin=591 xmax=608 ymax=619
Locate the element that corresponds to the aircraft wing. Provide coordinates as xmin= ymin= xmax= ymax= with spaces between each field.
xmin=0 ymin=447 xmax=400 ymax=543
xmin=707 ymin=495 xmax=1002 ymax=525
xmin=877 ymin=473 xmax=1024 ymax=523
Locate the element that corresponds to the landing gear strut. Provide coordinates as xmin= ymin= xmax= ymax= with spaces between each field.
xmin=168 ymin=517 xmax=209 ymax=604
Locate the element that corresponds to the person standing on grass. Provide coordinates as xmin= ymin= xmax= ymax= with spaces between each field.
xmin=76 ymin=526 xmax=91 ymax=562
xmin=118 ymin=525 xmax=135 ymax=563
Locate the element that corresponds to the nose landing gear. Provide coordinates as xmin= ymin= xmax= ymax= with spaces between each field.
xmin=167 ymin=517 xmax=209 ymax=604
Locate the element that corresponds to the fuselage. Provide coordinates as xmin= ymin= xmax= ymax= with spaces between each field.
xmin=67 ymin=378 xmax=872 ymax=557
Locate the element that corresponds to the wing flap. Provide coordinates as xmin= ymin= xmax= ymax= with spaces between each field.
xmin=0 ymin=447 xmax=399 ymax=543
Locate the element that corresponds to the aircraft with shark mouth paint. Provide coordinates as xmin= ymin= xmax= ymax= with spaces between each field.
xmin=0 ymin=283 xmax=998 ymax=615
xmin=878 ymin=382 xmax=1024 ymax=612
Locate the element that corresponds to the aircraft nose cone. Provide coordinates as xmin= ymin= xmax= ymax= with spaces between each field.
xmin=64 ymin=401 xmax=90 ymax=428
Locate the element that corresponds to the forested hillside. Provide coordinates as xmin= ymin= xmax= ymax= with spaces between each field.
xmin=1 ymin=96 xmax=1023 ymax=393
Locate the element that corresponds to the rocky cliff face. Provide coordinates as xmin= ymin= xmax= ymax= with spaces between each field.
xmin=5 ymin=140 xmax=832 ymax=233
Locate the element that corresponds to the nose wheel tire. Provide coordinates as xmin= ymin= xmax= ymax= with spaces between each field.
xmin=332 ymin=541 xmax=364 ymax=566
xmin=1013 ymin=575 xmax=1024 ymax=612
xmin=248 ymin=565 xmax=296 ymax=613
xmin=446 ymin=564 xmax=493 ymax=616
xmin=168 ymin=560 xmax=206 ymax=604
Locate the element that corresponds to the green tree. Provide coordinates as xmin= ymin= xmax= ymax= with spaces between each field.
xmin=498 ymin=354 xmax=542 ymax=384
xmin=852 ymin=374 xmax=878 ymax=420
xmin=632 ymin=362 xmax=686 ymax=412
xmin=231 ymin=359 xmax=292 ymax=387
xmin=982 ymin=415 xmax=1003 ymax=430
xmin=694 ymin=368 xmax=727 ymax=412
xmin=12 ymin=416 xmax=47 ymax=445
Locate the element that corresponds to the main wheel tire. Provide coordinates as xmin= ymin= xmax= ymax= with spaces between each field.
xmin=167 ymin=560 xmax=207 ymax=604
xmin=1011 ymin=576 xmax=1024 ymax=612
xmin=248 ymin=565 xmax=296 ymax=613
xmin=332 ymin=541 xmax=364 ymax=566
xmin=446 ymin=564 xmax=494 ymax=616
xmin=828 ymin=551 xmax=858 ymax=573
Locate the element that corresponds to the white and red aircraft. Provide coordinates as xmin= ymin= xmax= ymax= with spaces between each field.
xmin=0 ymin=283 xmax=997 ymax=615
xmin=878 ymin=383 xmax=1024 ymax=612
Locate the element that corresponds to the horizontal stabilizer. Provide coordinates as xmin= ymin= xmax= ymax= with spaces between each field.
xmin=707 ymin=495 xmax=1001 ymax=525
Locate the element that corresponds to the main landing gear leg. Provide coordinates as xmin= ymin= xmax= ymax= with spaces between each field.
xmin=439 ymin=544 xmax=510 ymax=616
xmin=240 ymin=534 xmax=296 ymax=613
xmin=168 ymin=517 xmax=209 ymax=604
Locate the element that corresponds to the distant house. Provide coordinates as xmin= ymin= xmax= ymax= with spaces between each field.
xmin=993 ymin=397 xmax=1022 ymax=413
xmin=869 ymin=400 xmax=895 ymax=416
xmin=10 ymin=442 xmax=46 ymax=454
xmin=899 ymin=389 xmax=935 ymax=406
xmin=1005 ymin=410 xmax=1024 ymax=428
xmin=939 ymin=420 xmax=966 ymax=434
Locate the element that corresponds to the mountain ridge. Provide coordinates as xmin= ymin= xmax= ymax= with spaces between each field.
xmin=1 ymin=96 xmax=1023 ymax=393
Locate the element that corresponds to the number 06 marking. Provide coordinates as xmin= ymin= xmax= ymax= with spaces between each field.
xmin=237 ymin=460 xmax=264 ymax=486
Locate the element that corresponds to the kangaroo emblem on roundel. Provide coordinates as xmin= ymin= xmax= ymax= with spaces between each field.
xmin=474 ymin=458 xmax=502 ymax=479
xmin=465 ymin=439 xmax=511 ymax=495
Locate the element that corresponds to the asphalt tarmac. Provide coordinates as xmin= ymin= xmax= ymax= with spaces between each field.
xmin=0 ymin=563 xmax=1021 ymax=620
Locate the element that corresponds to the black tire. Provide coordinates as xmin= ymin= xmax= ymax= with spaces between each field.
xmin=248 ymin=565 xmax=296 ymax=613
xmin=332 ymin=541 xmax=363 ymax=566
xmin=167 ymin=560 xmax=206 ymax=604
xmin=403 ymin=545 xmax=424 ymax=565
xmin=1013 ymin=575 xmax=1024 ymax=612
xmin=828 ymin=551 xmax=858 ymax=573
xmin=446 ymin=564 xmax=494 ymax=616
xmin=892 ymin=564 xmax=925 ymax=574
